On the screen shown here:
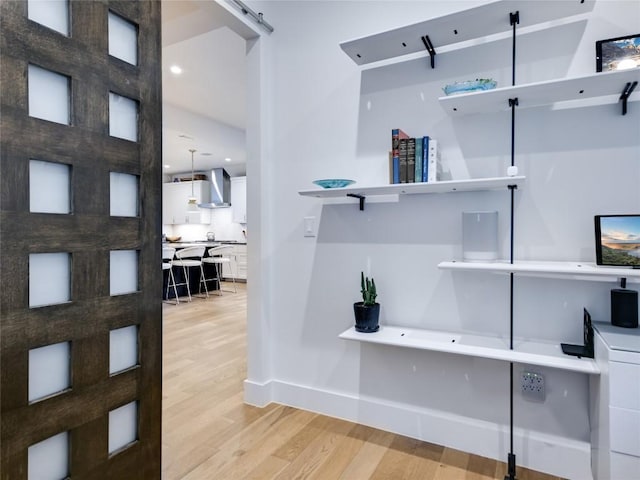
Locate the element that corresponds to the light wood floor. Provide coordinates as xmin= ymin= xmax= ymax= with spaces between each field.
xmin=162 ymin=284 xmax=564 ymax=480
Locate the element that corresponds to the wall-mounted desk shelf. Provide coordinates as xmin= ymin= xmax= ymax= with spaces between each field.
xmin=299 ymin=176 xmax=524 ymax=208
xmin=438 ymin=260 xmax=640 ymax=283
xmin=439 ymin=68 xmax=640 ymax=116
xmin=339 ymin=0 xmax=594 ymax=66
xmin=340 ymin=325 xmax=599 ymax=374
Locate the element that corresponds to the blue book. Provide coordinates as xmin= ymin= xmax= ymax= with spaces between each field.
xmin=392 ymin=157 xmax=400 ymax=184
xmin=414 ymin=138 xmax=423 ymax=183
xmin=421 ymin=136 xmax=430 ymax=182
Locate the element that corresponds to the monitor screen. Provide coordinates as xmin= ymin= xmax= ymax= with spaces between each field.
xmin=595 ymin=214 xmax=640 ymax=267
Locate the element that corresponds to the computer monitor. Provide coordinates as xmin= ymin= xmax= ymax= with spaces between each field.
xmin=595 ymin=214 xmax=640 ymax=268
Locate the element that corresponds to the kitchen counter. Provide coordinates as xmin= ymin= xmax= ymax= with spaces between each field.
xmin=163 ymin=240 xmax=246 ymax=247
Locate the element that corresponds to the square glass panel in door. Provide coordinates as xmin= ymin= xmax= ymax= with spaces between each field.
xmin=28 ymin=431 xmax=69 ymax=480
xmin=28 ymin=65 xmax=70 ymax=125
xmin=110 ymin=172 xmax=139 ymax=217
xmin=29 ymin=253 xmax=71 ymax=308
xmin=30 ymin=160 xmax=71 ymax=214
xmin=29 ymin=341 xmax=71 ymax=402
xmin=110 ymin=250 xmax=138 ymax=295
xmin=109 ymin=93 xmax=138 ymax=142
xmin=109 ymin=325 xmax=138 ymax=374
xmin=109 ymin=401 xmax=138 ymax=454
xmin=108 ymin=11 xmax=138 ymax=66
xmin=27 ymin=0 xmax=69 ymax=36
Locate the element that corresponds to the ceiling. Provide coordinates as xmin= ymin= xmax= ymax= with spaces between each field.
xmin=161 ymin=1 xmax=247 ymax=177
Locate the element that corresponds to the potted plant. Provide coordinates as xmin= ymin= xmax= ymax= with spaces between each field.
xmin=354 ymin=272 xmax=380 ymax=332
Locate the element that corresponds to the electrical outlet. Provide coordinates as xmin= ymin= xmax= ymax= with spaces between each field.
xmin=521 ymin=371 xmax=545 ymax=402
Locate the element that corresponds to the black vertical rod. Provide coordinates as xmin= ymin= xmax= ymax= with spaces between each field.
xmin=506 ymin=11 xmax=519 ymax=480
xmin=508 ymin=144 xmax=516 ymax=472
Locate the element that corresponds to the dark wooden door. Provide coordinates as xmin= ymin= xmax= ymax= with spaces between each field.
xmin=1 ymin=1 xmax=162 ymax=478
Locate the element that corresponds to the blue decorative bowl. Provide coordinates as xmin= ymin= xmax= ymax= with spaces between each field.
xmin=313 ymin=179 xmax=355 ymax=189
xmin=443 ymin=79 xmax=497 ymax=96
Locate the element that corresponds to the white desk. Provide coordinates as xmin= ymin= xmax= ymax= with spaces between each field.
xmin=590 ymin=322 xmax=640 ymax=480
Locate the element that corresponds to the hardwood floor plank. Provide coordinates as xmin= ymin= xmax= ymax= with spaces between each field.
xmin=162 ymin=283 xmax=566 ymax=480
xmin=305 ymin=423 xmax=373 ymax=479
xmin=182 ymin=407 xmax=317 ymax=479
xmin=209 ymin=408 xmax=318 ymax=480
xmin=244 ymin=454 xmax=291 ymax=480
xmin=271 ymin=416 xmax=357 ymax=480
xmin=465 ymin=453 xmax=499 ymax=479
xmin=337 ymin=428 xmax=395 ymax=480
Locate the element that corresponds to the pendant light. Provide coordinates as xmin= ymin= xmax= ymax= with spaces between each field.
xmin=187 ymin=148 xmax=198 ymax=211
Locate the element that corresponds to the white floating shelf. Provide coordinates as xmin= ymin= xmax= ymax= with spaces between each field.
xmin=438 ymin=260 xmax=640 ymax=282
xmin=340 ymin=325 xmax=599 ymax=374
xmin=299 ymin=176 xmax=524 ymax=199
xmin=439 ymin=68 xmax=640 ymax=116
xmin=340 ymin=0 xmax=594 ymax=65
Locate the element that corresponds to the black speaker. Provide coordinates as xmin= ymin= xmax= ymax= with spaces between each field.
xmin=611 ymin=288 xmax=639 ymax=328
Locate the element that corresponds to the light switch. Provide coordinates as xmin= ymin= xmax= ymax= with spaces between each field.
xmin=303 ymin=216 xmax=316 ymax=237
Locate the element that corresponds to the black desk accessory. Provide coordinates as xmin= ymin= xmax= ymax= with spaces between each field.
xmin=561 ymin=308 xmax=594 ymax=358
xmin=611 ymin=277 xmax=639 ymax=328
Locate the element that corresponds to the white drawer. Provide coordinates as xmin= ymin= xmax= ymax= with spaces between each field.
xmin=610 ymin=407 xmax=640 ymax=457
xmin=610 ymin=362 xmax=640 ymax=410
xmin=610 ymin=451 xmax=640 ymax=479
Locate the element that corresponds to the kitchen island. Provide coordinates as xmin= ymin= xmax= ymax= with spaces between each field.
xmin=162 ymin=241 xmax=246 ymax=300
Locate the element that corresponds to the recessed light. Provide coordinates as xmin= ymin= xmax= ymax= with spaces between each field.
xmin=225 ymin=157 xmax=232 ymax=162
xmin=170 ymin=65 xmax=182 ymax=75
xmin=164 ymin=165 xmax=170 ymax=169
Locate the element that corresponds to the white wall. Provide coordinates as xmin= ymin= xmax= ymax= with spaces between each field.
xmin=244 ymin=2 xmax=640 ymax=478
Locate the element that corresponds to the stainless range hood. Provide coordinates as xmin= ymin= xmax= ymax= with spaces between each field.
xmin=198 ymin=168 xmax=231 ymax=208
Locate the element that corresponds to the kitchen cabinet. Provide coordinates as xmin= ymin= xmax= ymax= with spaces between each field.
xmin=231 ymin=176 xmax=246 ymax=224
xmin=162 ymin=181 xmax=210 ymax=224
xmin=590 ymin=323 xmax=640 ymax=480
xmin=221 ymin=243 xmax=247 ymax=281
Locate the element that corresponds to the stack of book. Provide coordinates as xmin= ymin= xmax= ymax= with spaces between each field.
xmin=390 ymin=128 xmax=441 ymax=184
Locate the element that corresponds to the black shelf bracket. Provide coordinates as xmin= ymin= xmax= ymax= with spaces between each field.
xmin=346 ymin=193 xmax=365 ymax=211
xmin=510 ymin=11 xmax=520 ymax=27
xmin=421 ymin=35 xmax=436 ymax=68
xmin=620 ymin=81 xmax=637 ymax=115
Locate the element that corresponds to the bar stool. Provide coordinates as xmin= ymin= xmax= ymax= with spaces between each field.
xmin=171 ymin=246 xmax=208 ymax=302
xmin=202 ymin=245 xmax=237 ymax=295
xmin=162 ymin=246 xmax=179 ymax=304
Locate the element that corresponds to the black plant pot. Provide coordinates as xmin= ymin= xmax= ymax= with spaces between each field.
xmin=353 ymin=302 xmax=380 ymax=333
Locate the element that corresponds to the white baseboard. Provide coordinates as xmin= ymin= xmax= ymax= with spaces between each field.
xmin=244 ymin=379 xmax=593 ymax=480
xmin=243 ymin=378 xmax=273 ymax=407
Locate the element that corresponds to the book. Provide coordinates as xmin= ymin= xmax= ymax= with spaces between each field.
xmin=421 ymin=136 xmax=430 ymax=182
xmin=398 ymin=138 xmax=408 ymax=183
xmin=414 ymin=137 xmax=423 ymax=183
xmin=391 ymin=128 xmax=409 ymax=184
xmin=427 ymin=139 xmax=441 ymax=182
xmin=388 ymin=151 xmax=394 ymax=184
xmin=407 ymin=138 xmax=416 ymax=183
